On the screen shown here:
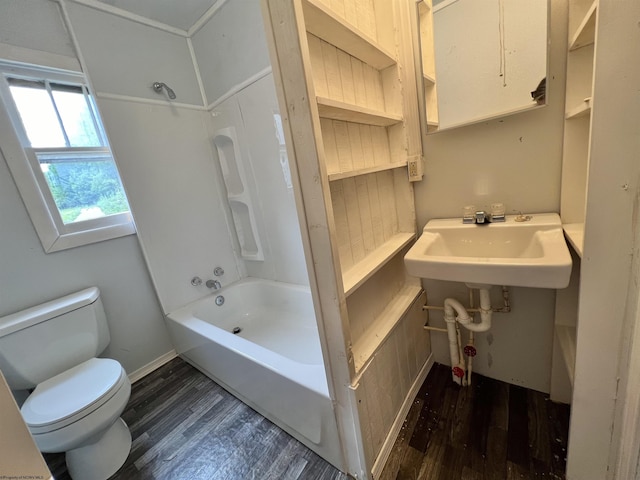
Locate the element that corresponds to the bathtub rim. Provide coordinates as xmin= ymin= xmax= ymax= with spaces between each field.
xmin=166 ymin=277 xmax=330 ymax=398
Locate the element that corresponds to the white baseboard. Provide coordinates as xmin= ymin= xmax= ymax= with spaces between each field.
xmin=371 ymin=353 xmax=435 ymax=480
xmin=127 ymin=350 xmax=178 ymax=384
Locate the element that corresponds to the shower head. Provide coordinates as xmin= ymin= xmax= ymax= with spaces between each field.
xmin=152 ymin=81 xmax=176 ymax=100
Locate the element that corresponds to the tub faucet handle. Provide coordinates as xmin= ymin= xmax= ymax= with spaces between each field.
xmin=214 ymin=267 xmax=224 ymax=277
xmin=191 ymin=276 xmax=203 ymax=286
xmin=206 ymin=279 xmax=222 ymax=290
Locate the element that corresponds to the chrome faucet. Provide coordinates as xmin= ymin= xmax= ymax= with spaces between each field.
xmin=475 ymin=211 xmax=488 ymax=224
xmin=206 ymin=279 xmax=222 ymax=290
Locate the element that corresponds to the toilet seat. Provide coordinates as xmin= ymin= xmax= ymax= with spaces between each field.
xmin=22 ymin=358 xmax=126 ymax=435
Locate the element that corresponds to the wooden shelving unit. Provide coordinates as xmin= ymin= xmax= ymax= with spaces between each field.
xmin=351 ymin=283 xmax=423 ymax=373
xmin=553 ymin=0 xmax=598 ymax=404
xmin=555 ymin=325 xmax=577 ymax=387
xmin=316 ymin=96 xmax=403 ymax=126
xmin=327 ymin=160 xmax=407 ymax=181
xmin=561 ymin=0 xmax=597 ymax=230
xmin=569 ymin=1 xmax=597 ymax=51
xmin=301 ymin=0 xmax=396 ymax=69
xmin=342 ymin=232 xmax=415 ymax=296
xmin=565 ymin=97 xmax=591 ymax=120
xmin=263 ymin=0 xmax=432 ymax=473
xmin=563 ymin=223 xmax=584 ymax=257
xmin=418 ymin=0 xmax=438 ymax=131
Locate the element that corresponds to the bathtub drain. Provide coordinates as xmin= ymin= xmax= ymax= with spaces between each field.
xmin=232 ymin=327 xmax=242 ymax=335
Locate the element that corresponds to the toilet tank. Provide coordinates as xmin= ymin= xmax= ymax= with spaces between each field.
xmin=0 ymin=287 xmax=111 ymax=390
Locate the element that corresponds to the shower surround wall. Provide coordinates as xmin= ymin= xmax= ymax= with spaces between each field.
xmin=63 ymin=0 xmax=308 ymax=315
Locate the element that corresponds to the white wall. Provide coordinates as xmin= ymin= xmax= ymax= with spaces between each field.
xmin=65 ymin=2 xmax=203 ymax=106
xmin=208 ymin=74 xmax=309 ymax=285
xmin=0 ymin=0 xmax=77 ymax=63
xmin=96 ymin=100 xmax=241 ymax=312
xmin=433 ymin=0 xmax=547 ymax=128
xmin=63 ymin=3 xmax=241 ymax=314
xmin=0 ymin=0 xmax=172 ymax=376
xmin=414 ymin=0 xmax=567 ymax=392
xmin=191 ymin=0 xmax=271 ymax=105
xmin=65 ymin=0 xmax=308 ymax=313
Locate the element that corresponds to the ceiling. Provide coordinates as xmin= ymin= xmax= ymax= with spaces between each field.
xmin=92 ymin=0 xmax=220 ymax=31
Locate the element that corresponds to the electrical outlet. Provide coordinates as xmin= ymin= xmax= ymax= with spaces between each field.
xmin=407 ymin=155 xmax=423 ymax=181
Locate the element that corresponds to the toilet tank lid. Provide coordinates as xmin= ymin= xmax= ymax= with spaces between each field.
xmin=0 ymin=287 xmax=100 ymax=338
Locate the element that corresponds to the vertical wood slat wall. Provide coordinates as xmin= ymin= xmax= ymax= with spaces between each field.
xmin=262 ymin=0 xmax=432 ymax=477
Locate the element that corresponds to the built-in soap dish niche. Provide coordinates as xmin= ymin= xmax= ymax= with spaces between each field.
xmin=214 ymin=127 xmax=264 ymax=261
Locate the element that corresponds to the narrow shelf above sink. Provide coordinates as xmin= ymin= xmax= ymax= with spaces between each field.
xmin=404 ymin=213 xmax=572 ymax=288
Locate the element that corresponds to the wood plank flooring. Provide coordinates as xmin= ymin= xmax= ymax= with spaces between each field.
xmin=380 ymin=363 xmax=570 ymax=480
xmin=43 ymin=359 xmax=569 ymax=480
xmin=44 ymin=358 xmax=348 ymax=480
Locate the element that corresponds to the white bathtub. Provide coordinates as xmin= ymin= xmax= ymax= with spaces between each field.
xmin=165 ymin=278 xmax=342 ymax=469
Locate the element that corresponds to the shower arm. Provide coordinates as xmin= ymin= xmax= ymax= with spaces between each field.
xmin=152 ymin=82 xmax=176 ymax=100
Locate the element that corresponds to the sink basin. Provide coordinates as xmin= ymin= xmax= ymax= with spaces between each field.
xmin=404 ymin=213 xmax=572 ymax=288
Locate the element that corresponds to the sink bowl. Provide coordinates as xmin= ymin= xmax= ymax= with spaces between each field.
xmin=404 ymin=213 xmax=572 ymax=288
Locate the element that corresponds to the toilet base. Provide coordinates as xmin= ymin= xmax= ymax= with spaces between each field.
xmin=66 ymin=418 xmax=131 ymax=480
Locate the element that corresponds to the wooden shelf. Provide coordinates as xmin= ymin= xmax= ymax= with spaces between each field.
xmin=328 ymin=160 xmax=408 ymax=181
xmin=570 ymin=1 xmax=597 ymax=51
xmin=301 ymin=0 xmax=396 ymax=70
xmin=563 ymin=223 xmax=584 ymax=257
xmin=556 ymin=325 xmax=577 ymax=387
xmin=566 ymin=98 xmax=592 ymax=119
xmin=352 ymin=284 xmax=423 ymax=373
xmin=423 ymin=72 xmax=436 ymax=86
xmin=316 ymin=96 xmax=402 ymax=126
xmin=343 ymin=232 xmax=415 ymax=296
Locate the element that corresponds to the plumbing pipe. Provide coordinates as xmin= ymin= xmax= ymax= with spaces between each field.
xmin=456 ymin=324 xmax=467 ymax=386
xmin=443 ymin=313 xmax=461 ymax=384
xmin=456 ymin=287 xmax=492 ymax=332
xmin=421 ymin=286 xmax=510 ymax=313
xmin=493 ymin=286 xmax=511 ymax=313
xmin=443 ymin=297 xmax=471 ymax=385
xmin=423 ymin=325 xmax=449 ymax=333
xmin=467 ymin=332 xmax=475 ymax=386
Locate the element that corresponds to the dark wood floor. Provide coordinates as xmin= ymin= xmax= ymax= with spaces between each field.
xmin=380 ymin=363 xmax=570 ymax=480
xmin=45 ymin=358 xmax=347 ymax=480
xmin=44 ymin=359 xmax=569 ymax=480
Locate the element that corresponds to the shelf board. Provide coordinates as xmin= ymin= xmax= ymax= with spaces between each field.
xmin=302 ymin=0 xmax=396 ymax=70
xmin=423 ymin=72 xmax=436 ymax=86
xmin=563 ymin=223 xmax=584 ymax=257
xmin=352 ymin=284 xmax=423 ymax=373
xmin=556 ymin=325 xmax=577 ymax=387
xmin=343 ymin=232 xmax=415 ymax=297
xmin=316 ymin=96 xmax=403 ymax=127
xmin=328 ymin=160 xmax=408 ymax=181
xmin=570 ymin=0 xmax=597 ymax=51
xmin=566 ymin=98 xmax=592 ymax=119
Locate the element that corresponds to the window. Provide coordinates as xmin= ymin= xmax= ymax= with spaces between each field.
xmin=0 ymin=62 xmax=134 ymax=252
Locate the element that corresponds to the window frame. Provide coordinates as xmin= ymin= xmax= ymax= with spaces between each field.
xmin=0 ymin=61 xmax=135 ymax=253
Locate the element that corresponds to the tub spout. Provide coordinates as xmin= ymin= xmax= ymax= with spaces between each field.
xmin=206 ymin=279 xmax=222 ymax=290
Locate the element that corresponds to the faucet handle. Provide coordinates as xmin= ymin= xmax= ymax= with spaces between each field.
xmin=462 ymin=205 xmax=476 ymax=224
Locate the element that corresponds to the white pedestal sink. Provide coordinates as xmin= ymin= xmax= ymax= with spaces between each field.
xmin=404 ymin=213 xmax=572 ymax=288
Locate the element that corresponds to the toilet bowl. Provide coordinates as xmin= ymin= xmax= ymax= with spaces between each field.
xmin=0 ymin=288 xmax=132 ymax=480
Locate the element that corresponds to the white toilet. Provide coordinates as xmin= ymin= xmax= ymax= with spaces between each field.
xmin=0 ymin=287 xmax=132 ymax=480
